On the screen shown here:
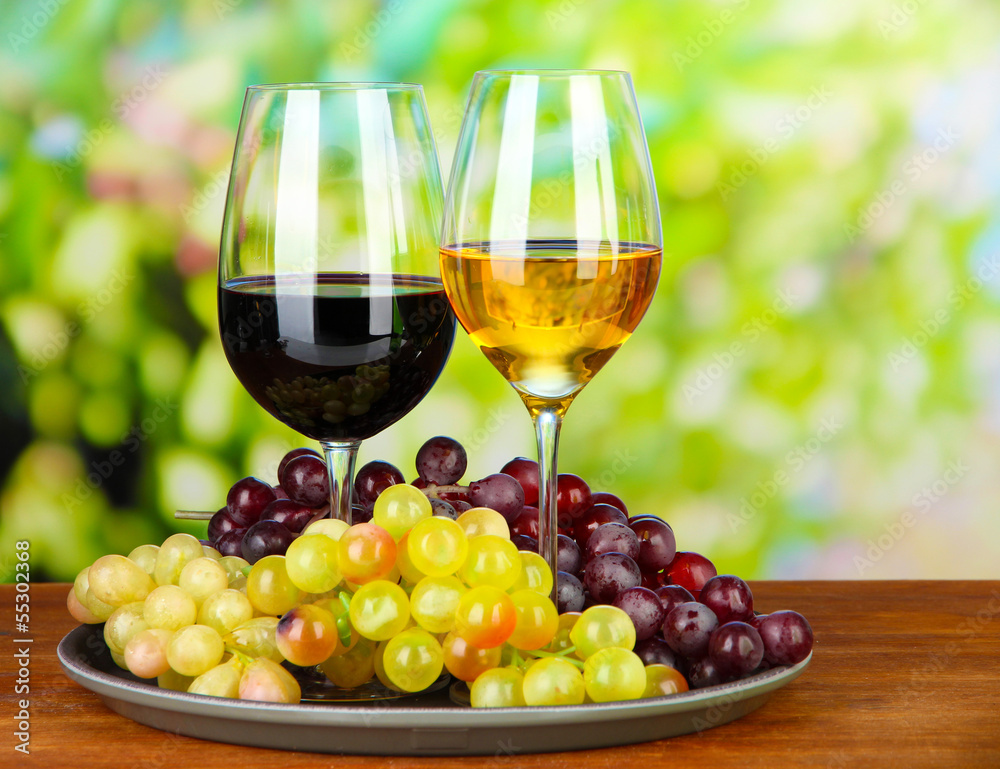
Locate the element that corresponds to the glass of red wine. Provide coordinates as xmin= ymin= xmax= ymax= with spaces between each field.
xmin=218 ymin=83 xmax=455 ymax=525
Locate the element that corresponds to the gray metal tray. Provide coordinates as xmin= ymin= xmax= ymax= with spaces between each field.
xmin=58 ymin=623 xmax=810 ymax=755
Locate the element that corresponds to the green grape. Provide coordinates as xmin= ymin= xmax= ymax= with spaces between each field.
xmin=313 ymin=594 xmax=360 ymax=658
xmin=66 ymin=587 xmax=104 ymax=624
xmin=110 ymin=648 xmax=129 ymax=670
xmin=285 ymin=534 xmax=342 ymax=593
xmin=406 ymin=517 xmax=469 ymax=577
xmin=506 ymin=590 xmax=558 ymax=651
xmin=510 ymin=551 xmax=554 ymax=596
xmin=454 ymin=585 xmax=516 ymax=648
xmin=373 ymin=641 xmax=403 ymax=691
xmin=88 ymin=554 xmax=156 ymax=607
xmin=188 ymin=656 xmax=243 ymax=698
xmin=303 ymin=518 xmax=350 ymax=541
xmin=584 ymin=647 xmax=646 ymax=702
xmin=458 ymin=535 xmax=522 ymax=591
xmin=456 ymin=507 xmax=510 ymax=539
xmin=153 ymin=533 xmax=206 ymax=586
xmin=410 ymin=576 xmax=465 ymax=634
xmin=396 ymin=532 xmax=427 ymax=584
xmin=124 ymin=628 xmax=174 ymax=678
xmin=157 ymin=668 xmax=195 ymax=692
xmin=178 ymin=557 xmax=229 ymax=607
xmin=522 ymin=657 xmax=585 ymax=706
xmin=73 ymin=566 xmax=92 ymax=605
xmin=442 ymin=631 xmax=502 ymax=682
xmin=202 ymin=545 xmax=222 ymax=560
xmin=218 ymin=555 xmax=249 ymax=590
xmin=83 ymin=587 xmax=117 ymax=621
xmin=546 ymin=611 xmax=581 ymax=654
xmin=104 ymin=602 xmax=150 ymax=654
xmin=349 ymin=581 xmax=410 ymax=641
xmin=382 ymin=627 xmax=444 ymax=692
xmin=198 ymin=589 xmax=254 ymax=636
xmin=338 ymin=523 xmax=397 ymax=585
xmin=239 ymin=657 xmax=301 ymax=703
xmin=246 ymin=555 xmax=305 ymax=616
xmin=470 ymin=667 xmax=527 ymax=707
xmin=569 ymin=605 xmax=636 ymax=660
xmin=143 ymin=585 xmax=197 ymax=631
xmin=275 ymin=603 xmax=339 ymax=666
xmin=642 ymin=664 xmax=689 ymax=698
xmin=166 ymin=624 xmax=225 ymax=677
xmin=373 ymin=484 xmax=432 ymax=540
xmin=320 ymin=636 xmax=376 ymax=688
xmin=127 ymin=544 xmax=160 ymax=579
xmin=223 ymin=616 xmax=283 ymax=662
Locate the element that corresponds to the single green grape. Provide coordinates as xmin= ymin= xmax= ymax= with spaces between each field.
xmin=275 ymin=603 xmax=339 ymax=666
xmin=454 ymin=585 xmax=516 ymax=648
xmin=349 ymin=580 xmax=410 ymax=641
xmin=153 ymin=533 xmax=206 ymax=586
xmin=509 ymin=551 xmax=553 ymax=596
xmin=218 ymin=555 xmax=249 ymax=589
xmin=382 ymin=627 xmax=444 ymax=692
xmin=302 ymin=518 xmax=350 ymax=541
xmin=166 ymin=624 xmax=225 ymax=677
xmin=198 ymin=589 xmax=254 ymax=636
xmin=188 ymin=656 xmax=243 ymax=698
xmin=104 ymin=602 xmax=149 ymax=654
xmin=406 ymin=517 xmax=469 ymax=577
xmin=239 ymin=657 xmax=301 ymax=703
xmin=285 ymin=534 xmax=342 ymax=593
xmin=506 ymin=589 xmax=558 ymax=651
xmin=470 ymin=666 xmax=527 ymax=707
xmin=246 ymin=555 xmax=305 ymax=616
xmin=583 ymin=647 xmax=646 ymax=702
xmin=410 ymin=576 xmax=465 ymax=634
xmin=127 ymin=544 xmax=160 ymax=579
xmin=178 ymin=557 xmax=229 ymax=607
xmin=569 ymin=605 xmax=636 ymax=659
xmin=373 ymin=484 xmax=432 ymax=540
xmin=456 ymin=508 xmax=509 ymax=539
xmin=143 ymin=585 xmax=197 ymax=631
xmin=89 ymin=554 xmax=156 ymax=607
xmin=223 ymin=616 xmax=283 ymax=662
xmin=458 ymin=535 xmax=522 ymax=590
xmin=320 ymin=637 xmax=377 ymax=688
xmin=124 ymin=628 xmax=174 ymax=678
xmin=522 ymin=657 xmax=585 ymax=706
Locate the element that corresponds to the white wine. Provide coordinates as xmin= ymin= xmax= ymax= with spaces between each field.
xmin=440 ymin=240 xmax=661 ymax=413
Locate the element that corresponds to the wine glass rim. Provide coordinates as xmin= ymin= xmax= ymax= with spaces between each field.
xmin=473 ymin=68 xmax=631 ymax=77
xmin=246 ymin=82 xmax=423 ymax=92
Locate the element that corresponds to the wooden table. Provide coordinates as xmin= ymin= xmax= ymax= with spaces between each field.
xmin=3 ymin=581 xmax=999 ymax=768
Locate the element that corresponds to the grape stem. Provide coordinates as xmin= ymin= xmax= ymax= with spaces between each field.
xmin=419 ymin=484 xmax=468 ymax=499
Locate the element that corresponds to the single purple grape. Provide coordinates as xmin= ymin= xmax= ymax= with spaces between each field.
xmin=687 ymin=655 xmax=724 ymax=689
xmin=709 ymin=621 xmax=764 ymax=679
xmin=415 ymin=436 xmax=468 ymax=485
xmin=629 ymin=517 xmax=677 ymax=573
xmin=573 ymin=504 xmax=628 ymax=549
xmin=350 ymin=503 xmax=374 ymax=525
xmin=511 ymin=534 xmax=539 ymax=553
xmin=226 ymin=477 xmax=277 ymax=527
xmin=469 ymin=473 xmax=524 ymax=522
xmin=583 ymin=551 xmax=641 ymax=603
xmin=585 ymin=522 xmax=640 ymax=561
xmin=500 ymin=457 xmax=539 ymax=507
xmin=277 ymin=448 xmax=321 ymax=482
xmin=241 ymin=520 xmax=294 ymax=563
xmin=556 ymin=534 xmax=583 ymax=575
xmin=662 ymin=602 xmax=719 ymax=658
xmin=590 ymin=491 xmax=628 ymax=516
xmin=654 ymin=585 xmax=696 ymax=616
xmin=700 ymin=575 xmax=754 ymax=624
xmin=215 ymin=529 xmax=247 ymax=557
xmin=260 ymin=499 xmax=316 ymax=534
xmin=354 ymin=460 xmax=404 ymax=507
xmin=556 ymin=571 xmax=586 ymax=613
xmin=208 ymin=508 xmax=240 ymax=543
xmin=613 ymin=586 xmax=666 ymax=641
xmin=430 ymin=498 xmax=458 ymax=519
xmin=634 ymin=636 xmax=683 ymax=672
xmin=757 ymin=610 xmax=814 ymax=666
xmin=280 ymin=455 xmax=329 ymax=507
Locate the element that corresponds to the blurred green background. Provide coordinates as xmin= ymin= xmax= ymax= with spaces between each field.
xmin=2 ymin=0 xmax=999 ymax=582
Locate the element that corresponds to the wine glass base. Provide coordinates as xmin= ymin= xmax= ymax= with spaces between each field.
xmin=295 ymin=666 xmax=451 ymax=702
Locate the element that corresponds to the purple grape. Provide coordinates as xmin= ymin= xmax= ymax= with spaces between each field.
xmin=556 ymin=473 xmax=591 ymax=519
xmin=590 ymin=491 xmax=628 ymax=516
xmin=612 ymin=586 xmax=666 ymax=641
xmin=634 ymin=636 xmax=682 ymax=672
xmin=430 ymin=498 xmax=458 ymax=519
xmin=241 ymin=520 xmax=295 ymax=563
xmin=662 ymin=602 xmax=719 ymax=658
xmin=629 ymin=517 xmax=677 ymax=573
xmin=350 ymin=503 xmax=374 ymax=525
xmin=469 ymin=473 xmax=525 ymax=522
xmin=260 ymin=499 xmax=316 ymax=534
xmin=450 ymin=500 xmax=472 ymax=514
xmin=757 ymin=610 xmax=814 ymax=666
xmin=208 ymin=508 xmax=240 ymax=543
xmin=500 ymin=457 xmax=539 ymax=507
xmin=277 ymin=448 xmax=321 ymax=482
xmin=215 ymin=529 xmax=247 ymax=557
xmin=654 ymin=585 xmax=696 ymax=615
xmin=354 ymin=460 xmax=404 ymax=507
xmin=415 ymin=436 xmax=467 ymax=485
xmin=226 ymin=477 xmax=277 ymax=528
xmin=556 ymin=534 xmax=582 ymax=575
xmin=511 ymin=534 xmax=539 ymax=552
xmin=556 ymin=571 xmax=586 ymax=613
xmin=687 ymin=655 xmax=724 ymax=689
xmin=585 ymin=522 xmax=640 ymax=561
xmin=700 ymin=574 xmax=754 ymax=625
xmin=573 ymin=504 xmax=628 ymax=548
xmin=709 ymin=621 xmax=764 ymax=679
xmin=280 ymin=455 xmax=329 ymax=507
xmin=583 ymin=551 xmax=641 ymax=603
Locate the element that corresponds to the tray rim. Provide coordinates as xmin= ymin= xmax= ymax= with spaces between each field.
xmin=58 ymin=623 xmax=811 ymax=728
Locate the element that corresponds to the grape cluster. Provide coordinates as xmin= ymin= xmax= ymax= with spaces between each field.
xmin=67 ymin=435 xmax=814 ymax=707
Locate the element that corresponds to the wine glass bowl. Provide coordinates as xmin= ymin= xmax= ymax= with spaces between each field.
xmin=440 ymin=70 xmax=662 ymax=589
xmin=219 ymin=83 xmax=455 ymax=523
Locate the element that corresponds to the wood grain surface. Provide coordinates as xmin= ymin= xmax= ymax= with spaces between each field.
xmin=2 ymin=581 xmax=998 ymax=768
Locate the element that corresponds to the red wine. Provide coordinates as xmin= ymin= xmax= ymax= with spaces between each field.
xmin=219 ymin=274 xmax=455 ymax=441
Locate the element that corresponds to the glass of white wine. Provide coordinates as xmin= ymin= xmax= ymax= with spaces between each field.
xmin=439 ymin=70 xmax=662 ymax=594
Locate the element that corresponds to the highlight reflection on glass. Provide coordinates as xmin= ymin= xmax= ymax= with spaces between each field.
xmin=440 ymin=71 xmax=662 ymax=591
xmin=219 ymin=84 xmax=456 ymax=523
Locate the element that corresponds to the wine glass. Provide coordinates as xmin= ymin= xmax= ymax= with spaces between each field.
xmin=440 ymin=70 xmax=662 ymax=595
xmin=219 ymin=83 xmax=455 ymax=525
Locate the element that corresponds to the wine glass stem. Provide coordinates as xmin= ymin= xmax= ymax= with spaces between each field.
xmin=532 ymin=407 xmax=563 ymax=604
xmin=321 ymin=440 xmax=361 ymax=524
